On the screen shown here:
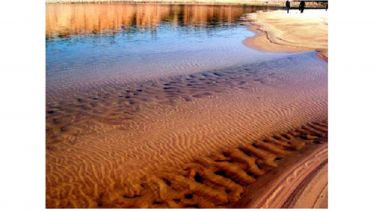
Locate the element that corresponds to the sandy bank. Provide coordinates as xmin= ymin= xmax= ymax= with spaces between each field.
xmin=46 ymin=52 xmax=327 ymax=207
xmin=244 ymin=10 xmax=328 ymax=60
xmin=235 ymin=140 xmax=328 ymax=208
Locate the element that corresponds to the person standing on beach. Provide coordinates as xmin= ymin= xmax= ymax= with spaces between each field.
xmin=286 ymin=0 xmax=291 ymax=13
xmin=299 ymin=1 xmax=306 ymax=13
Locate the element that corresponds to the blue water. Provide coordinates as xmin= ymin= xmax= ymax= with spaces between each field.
xmin=46 ymin=10 xmax=292 ymax=90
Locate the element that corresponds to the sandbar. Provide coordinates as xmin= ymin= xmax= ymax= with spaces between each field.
xmin=244 ymin=10 xmax=328 ymax=60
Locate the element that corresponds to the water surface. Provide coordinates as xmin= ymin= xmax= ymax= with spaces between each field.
xmin=45 ymin=4 xmax=328 ymax=208
xmin=46 ymin=3 xmax=289 ymax=91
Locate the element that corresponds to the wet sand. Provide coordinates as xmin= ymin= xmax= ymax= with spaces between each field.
xmin=46 ymin=52 xmax=327 ymax=207
xmin=244 ymin=10 xmax=328 ymax=60
xmin=235 ymin=138 xmax=328 ymax=208
xmin=233 ymin=10 xmax=328 ymax=208
xmin=46 ymin=3 xmax=328 ymax=208
xmin=95 ymin=121 xmax=328 ymax=208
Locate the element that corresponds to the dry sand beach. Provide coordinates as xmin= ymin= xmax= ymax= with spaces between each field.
xmin=245 ymin=10 xmax=328 ymax=60
xmin=46 ymin=4 xmax=328 ymax=208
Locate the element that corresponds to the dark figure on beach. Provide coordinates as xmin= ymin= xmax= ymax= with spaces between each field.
xmin=299 ymin=1 xmax=306 ymax=13
xmin=286 ymin=0 xmax=291 ymax=13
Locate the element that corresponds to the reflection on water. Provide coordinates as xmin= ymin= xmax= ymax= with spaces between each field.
xmin=46 ymin=3 xmax=270 ymax=38
xmin=46 ymin=5 xmax=326 ymax=208
xmin=46 ymin=3 xmax=286 ymax=92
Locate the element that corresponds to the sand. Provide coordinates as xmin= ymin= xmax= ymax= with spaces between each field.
xmin=46 ymin=52 xmax=327 ymax=207
xmin=46 ymin=4 xmax=328 ymax=208
xmin=235 ymin=139 xmax=328 ymax=208
xmin=244 ymin=10 xmax=328 ymax=60
xmin=95 ymin=121 xmax=328 ymax=207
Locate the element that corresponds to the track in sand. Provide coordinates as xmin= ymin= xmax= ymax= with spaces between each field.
xmin=95 ymin=120 xmax=328 ymax=208
xmin=46 ymin=52 xmax=327 ymax=208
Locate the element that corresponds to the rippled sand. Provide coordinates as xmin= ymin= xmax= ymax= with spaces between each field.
xmin=46 ymin=51 xmax=327 ymax=207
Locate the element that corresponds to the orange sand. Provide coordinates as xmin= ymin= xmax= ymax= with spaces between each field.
xmin=97 ymin=121 xmax=328 ymax=207
xmin=244 ymin=10 xmax=328 ymax=60
xmin=46 ymin=5 xmax=328 ymax=208
xmin=46 ymin=53 xmax=327 ymax=207
xmin=236 ymin=141 xmax=328 ymax=208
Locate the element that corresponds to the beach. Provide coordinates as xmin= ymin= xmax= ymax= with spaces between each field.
xmin=244 ymin=9 xmax=328 ymax=60
xmin=47 ymin=53 xmax=327 ymax=207
xmin=46 ymin=4 xmax=328 ymax=208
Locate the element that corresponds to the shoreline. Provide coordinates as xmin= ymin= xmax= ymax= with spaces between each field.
xmin=243 ymin=23 xmax=311 ymax=54
xmin=46 ymin=4 xmax=328 ymax=208
xmin=244 ymin=10 xmax=328 ymax=61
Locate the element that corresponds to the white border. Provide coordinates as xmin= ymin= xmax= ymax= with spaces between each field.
xmin=329 ymin=0 xmax=375 ymax=210
xmin=0 ymin=0 xmax=45 ymax=210
xmin=1 ymin=0 xmax=375 ymax=210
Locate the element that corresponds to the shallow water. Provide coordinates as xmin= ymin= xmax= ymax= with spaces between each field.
xmin=46 ymin=3 xmax=288 ymax=91
xmin=46 ymin=3 xmax=328 ymax=208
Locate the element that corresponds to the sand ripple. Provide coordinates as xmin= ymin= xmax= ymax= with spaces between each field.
xmin=46 ymin=52 xmax=327 ymax=207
